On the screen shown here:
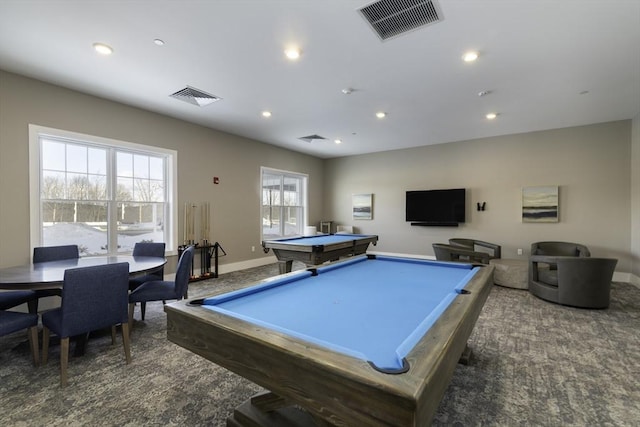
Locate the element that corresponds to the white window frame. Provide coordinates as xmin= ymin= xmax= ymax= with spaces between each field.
xmin=260 ymin=166 xmax=308 ymax=239
xmin=28 ymin=124 xmax=178 ymax=255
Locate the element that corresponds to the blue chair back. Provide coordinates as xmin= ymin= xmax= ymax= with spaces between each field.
xmin=132 ymin=242 xmax=165 ymax=279
xmin=132 ymin=242 xmax=165 ymax=257
xmin=174 ymin=246 xmax=194 ymax=300
xmin=33 ymin=245 xmax=79 ymax=263
xmin=58 ymin=262 xmax=129 ymax=337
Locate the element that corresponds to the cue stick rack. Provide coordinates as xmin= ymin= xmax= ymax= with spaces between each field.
xmin=178 ymin=241 xmax=226 ymax=282
xmin=181 ymin=202 xmax=227 ymax=281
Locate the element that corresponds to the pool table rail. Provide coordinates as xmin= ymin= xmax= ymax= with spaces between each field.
xmin=165 ymin=260 xmax=494 ymax=426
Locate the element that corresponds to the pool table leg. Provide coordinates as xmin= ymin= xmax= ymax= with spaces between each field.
xmin=459 ymin=344 xmax=473 ymax=365
xmin=277 ymin=260 xmax=293 ymax=274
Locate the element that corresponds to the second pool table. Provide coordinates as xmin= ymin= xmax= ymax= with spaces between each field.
xmin=165 ymin=254 xmax=493 ymax=426
xmin=261 ymin=233 xmax=378 ymax=273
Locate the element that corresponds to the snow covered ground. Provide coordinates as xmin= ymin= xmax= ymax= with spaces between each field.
xmin=43 ymin=222 xmax=163 ymax=256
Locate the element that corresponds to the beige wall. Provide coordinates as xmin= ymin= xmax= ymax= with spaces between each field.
xmin=0 ymin=71 xmax=324 ymax=269
xmin=631 ymin=113 xmax=640 ymax=283
xmin=324 ymin=121 xmax=634 ymax=275
xmin=1 ymin=70 xmax=636 ymax=281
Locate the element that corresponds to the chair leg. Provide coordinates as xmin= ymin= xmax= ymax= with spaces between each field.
xmin=128 ymin=303 xmax=135 ymax=336
xmin=60 ymin=337 xmax=69 ymax=387
xmin=141 ymin=302 xmax=146 ymax=320
xmin=28 ymin=326 xmax=39 ymax=367
xmin=111 ymin=326 xmax=117 ymax=345
xmin=42 ymin=327 xmax=50 ymax=365
xmin=27 ymin=299 xmax=39 ymax=314
xmin=121 ymin=323 xmax=132 ymax=364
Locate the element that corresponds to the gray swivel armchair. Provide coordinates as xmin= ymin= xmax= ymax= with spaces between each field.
xmin=529 ymin=241 xmax=590 ymax=284
xmin=448 ymin=238 xmax=501 ymax=260
xmin=432 ymin=243 xmax=493 ymax=265
xmin=530 ymin=241 xmax=590 ymax=258
xmin=529 ymin=256 xmax=617 ymax=308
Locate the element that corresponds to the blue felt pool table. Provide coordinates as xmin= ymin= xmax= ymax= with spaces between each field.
xmin=165 ymin=254 xmax=494 ymax=426
xmin=261 ymin=233 xmax=378 ymax=273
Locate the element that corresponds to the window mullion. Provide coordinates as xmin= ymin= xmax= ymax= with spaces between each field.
xmin=107 ymin=147 xmax=118 ymax=254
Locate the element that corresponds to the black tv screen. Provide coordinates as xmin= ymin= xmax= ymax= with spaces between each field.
xmin=405 ymin=188 xmax=466 ymax=225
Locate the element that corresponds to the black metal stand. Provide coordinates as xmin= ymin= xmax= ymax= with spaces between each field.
xmin=178 ymin=242 xmax=226 ymax=282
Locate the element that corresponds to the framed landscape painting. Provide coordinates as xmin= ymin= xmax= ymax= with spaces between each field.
xmin=352 ymin=193 xmax=373 ymax=220
xmin=522 ymin=186 xmax=559 ymax=222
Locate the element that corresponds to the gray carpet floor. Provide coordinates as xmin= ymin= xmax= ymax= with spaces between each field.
xmin=1 ymin=261 xmax=639 ymax=426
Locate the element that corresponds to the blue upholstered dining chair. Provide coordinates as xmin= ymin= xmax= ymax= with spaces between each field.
xmin=128 ymin=246 xmax=194 ymax=330
xmin=0 ymin=290 xmax=39 ymax=314
xmin=128 ymin=242 xmax=166 ymax=321
xmin=33 ymin=244 xmax=80 ymax=263
xmin=32 ymin=244 xmax=81 ymax=309
xmin=42 ymin=262 xmax=131 ymax=387
xmin=0 ymin=309 xmax=39 ymax=366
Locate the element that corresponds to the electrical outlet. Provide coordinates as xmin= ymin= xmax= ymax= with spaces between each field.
xmin=251 ymin=246 xmax=255 ymax=252
xmin=517 ymin=248 xmax=523 ymax=255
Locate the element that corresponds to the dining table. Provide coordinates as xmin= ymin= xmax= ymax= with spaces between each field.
xmin=0 ymin=255 xmax=167 ymax=355
xmin=0 ymin=255 xmax=166 ymax=290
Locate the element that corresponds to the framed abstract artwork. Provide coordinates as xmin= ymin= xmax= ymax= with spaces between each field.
xmin=352 ymin=193 xmax=373 ymax=220
xmin=522 ymin=186 xmax=559 ymax=222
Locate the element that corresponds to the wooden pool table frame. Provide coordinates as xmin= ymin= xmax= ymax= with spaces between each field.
xmin=165 ymin=257 xmax=493 ymax=426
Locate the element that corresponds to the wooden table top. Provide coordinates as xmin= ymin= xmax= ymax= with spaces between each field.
xmin=0 ymin=256 xmax=166 ymax=290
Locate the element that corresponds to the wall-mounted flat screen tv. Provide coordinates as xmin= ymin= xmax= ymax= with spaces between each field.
xmin=405 ymin=188 xmax=466 ymax=225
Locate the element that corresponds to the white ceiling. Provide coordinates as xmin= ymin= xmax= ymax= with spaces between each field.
xmin=1 ymin=0 xmax=639 ymax=159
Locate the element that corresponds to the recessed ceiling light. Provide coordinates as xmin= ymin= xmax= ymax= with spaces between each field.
xmin=334 ymin=139 xmax=342 ymax=144
xmin=284 ymin=47 xmax=301 ymax=60
xmin=93 ymin=43 xmax=113 ymax=55
xmin=153 ymin=39 xmax=165 ymax=46
xmin=486 ymin=112 xmax=498 ymax=120
xmin=261 ymin=111 xmax=272 ymax=118
xmin=462 ymin=51 xmax=478 ymax=62
xmin=376 ymin=111 xmax=386 ymax=119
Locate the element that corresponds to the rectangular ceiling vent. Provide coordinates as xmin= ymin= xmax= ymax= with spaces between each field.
xmin=298 ymin=134 xmax=327 ymax=143
xmin=358 ymin=0 xmax=443 ymax=41
xmin=170 ymin=86 xmax=221 ymax=107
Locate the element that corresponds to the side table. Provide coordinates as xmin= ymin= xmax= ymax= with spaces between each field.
xmin=489 ymin=258 xmax=529 ymax=289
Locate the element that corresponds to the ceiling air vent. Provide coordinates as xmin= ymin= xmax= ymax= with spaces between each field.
xmin=298 ymin=134 xmax=327 ymax=143
xmin=170 ymin=86 xmax=221 ymax=107
xmin=358 ymin=0 xmax=443 ymax=41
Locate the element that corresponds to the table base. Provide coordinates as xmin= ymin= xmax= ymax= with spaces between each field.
xmin=227 ymin=345 xmax=474 ymax=427
xmin=227 ymin=392 xmax=337 ymax=427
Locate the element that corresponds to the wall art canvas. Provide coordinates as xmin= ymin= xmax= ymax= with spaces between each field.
xmin=522 ymin=186 xmax=559 ymax=222
xmin=352 ymin=193 xmax=373 ymax=220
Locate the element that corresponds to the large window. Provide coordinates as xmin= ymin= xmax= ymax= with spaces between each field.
xmin=261 ymin=167 xmax=307 ymax=239
xmin=29 ymin=125 xmax=177 ymax=256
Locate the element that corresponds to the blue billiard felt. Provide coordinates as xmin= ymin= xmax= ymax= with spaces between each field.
xmin=202 ymin=255 xmax=479 ymax=371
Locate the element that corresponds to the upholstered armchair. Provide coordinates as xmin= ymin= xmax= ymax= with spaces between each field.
xmin=448 ymin=238 xmax=502 ymax=260
xmin=529 ymin=241 xmax=591 ymax=284
xmin=530 ymin=241 xmax=590 ymax=258
xmin=432 ymin=243 xmax=493 ymax=265
xmin=529 ymin=256 xmax=617 ymax=308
